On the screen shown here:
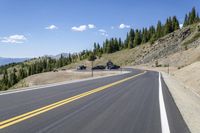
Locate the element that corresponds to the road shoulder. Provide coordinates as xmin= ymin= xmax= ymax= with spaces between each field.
xmin=162 ymin=72 xmax=200 ymax=133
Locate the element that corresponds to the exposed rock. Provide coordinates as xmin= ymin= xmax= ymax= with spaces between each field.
xmin=133 ymin=24 xmax=199 ymax=66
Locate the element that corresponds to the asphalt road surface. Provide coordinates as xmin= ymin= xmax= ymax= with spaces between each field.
xmin=0 ymin=69 xmax=190 ymax=133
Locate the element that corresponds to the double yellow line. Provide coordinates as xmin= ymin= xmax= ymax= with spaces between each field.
xmin=0 ymin=71 xmax=146 ymax=129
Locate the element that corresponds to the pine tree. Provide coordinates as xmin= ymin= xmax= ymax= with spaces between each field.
xmin=118 ymin=38 xmax=123 ymax=50
xmin=172 ymin=16 xmax=180 ymax=31
xmin=107 ymin=42 xmax=112 ymax=53
xmin=129 ymin=29 xmax=135 ymax=44
xmin=2 ymin=70 xmax=9 ymax=86
xmin=9 ymin=68 xmax=18 ymax=86
xmin=114 ymin=38 xmax=119 ymax=51
xmin=184 ymin=7 xmax=199 ymax=26
xmin=189 ymin=7 xmax=196 ymax=24
xmin=124 ymin=33 xmax=129 ymax=48
xmin=93 ymin=42 xmax=97 ymax=54
xmin=128 ymin=39 xmax=133 ymax=49
xmin=150 ymin=34 xmax=156 ymax=44
xmin=164 ymin=18 xmax=172 ymax=34
xmin=183 ymin=14 xmax=189 ymax=27
xmin=148 ymin=26 xmax=156 ymax=40
xmin=134 ymin=29 xmax=141 ymax=46
xmin=156 ymin=21 xmax=163 ymax=38
xmin=19 ymin=68 xmax=25 ymax=80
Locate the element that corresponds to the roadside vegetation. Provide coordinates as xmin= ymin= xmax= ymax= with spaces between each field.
xmin=0 ymin=7 xmax=199 ymax=91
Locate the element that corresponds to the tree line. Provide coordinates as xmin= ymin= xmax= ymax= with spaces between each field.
xmin=184 ymin=7 xmax=200 ymax=27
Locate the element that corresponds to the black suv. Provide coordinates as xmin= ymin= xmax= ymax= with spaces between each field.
xmin=92 ymin=65 xmax=106 ymax=70
xmin=77 ymin=65 xmax=86 ymax=70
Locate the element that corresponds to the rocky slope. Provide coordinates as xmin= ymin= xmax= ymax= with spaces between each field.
xmin=66 ymin=23 xmax=200 ymax=69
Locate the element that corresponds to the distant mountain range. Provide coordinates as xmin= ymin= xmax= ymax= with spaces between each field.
xmin=0 ymin=57 xmax=29 ymax=66
xmin=45 ymin=53 xmax=70 ymax=59
xmin=0 ymin=53 xmax=69 ymax=66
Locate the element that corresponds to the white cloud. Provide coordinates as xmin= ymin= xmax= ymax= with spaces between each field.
xmin=179 ymin=24 xmax=183 ymax=29
xmin=1 ymin=35 xmax=27 ymax=44
xmin=111 ymin=26 xmax=114 ymax=30
xmin=45 ymin=25 xmax=58 ymax=30
xmin=98 ymin=29 xmax=106 ymax=33
xmin=71 ymin=24 xmax=96 ymax=32
xmin=98 ymin=29 xmax=108 ymax=37
xmin=88 ymin=24 xmax=95 ymax=29
xmin=71 ymin=25 xmax=87 ymax=32
xmin=101 ymin=32 xmax=109 ymax=37
xmin=119 ymin=24 xmax=130 ymax=29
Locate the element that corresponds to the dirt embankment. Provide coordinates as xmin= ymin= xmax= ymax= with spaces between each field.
xmin=173 ymin=62 xmax=200 ymax=96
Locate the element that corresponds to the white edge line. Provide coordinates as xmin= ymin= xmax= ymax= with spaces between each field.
xmin=0 ymin=71 xmax=130 ymax=96
xmin=159 ymin=72 xmax=170 ymax=133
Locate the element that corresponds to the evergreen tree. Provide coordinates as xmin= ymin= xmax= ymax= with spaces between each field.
xmin=172 ymin=16 xmax=180 ymax=31
xmin=118 ymin=38 xmax=123 ymax=50
xmin=9 ymin=68 xmax=18 ymax=86
xmin=164 ymin=17 xmax=172 ymax=34
xmin=2 ymin=70 xmax=9 ymax=86
xmin=19 ymin=68 xmax=25 ymax=80
xmin=184 ymin=7 xmax=199 ymax=26
xmin=150 ymin=34 xmax=156 ymax=44
xmin=124 ymin=33 xmax=129 ymax=48
xmin=93 ymin=42 xmax=97 ymax=54
xmin=142 ymin=28 xmax=148 ymax=43
xmin=114 ymin=38 xmax=119 ymax=51
xmin=129 ymin=29 xmax=135 ymax=43
xmin=128 ymin=39 xmax=133 ymax=49
xmin=156 ymin=21 xmax=163 ymax=38
xmin=183 ymin=14 xmax=189 ymax=27
xmin=189 ymin=7 xmax=196 ymax=24
xmin=148 ymin=26 xmax=156 ymax=40
xmin=134 ymin=29 xmax=142 ymax=46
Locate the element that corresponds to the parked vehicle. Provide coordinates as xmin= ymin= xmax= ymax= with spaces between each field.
xmin=76 ymin=65 xmax=86 ymax=70
xmin=106 ymin=60 xmax=120 ymax=69
xmin=109 ymin=65 xmax=120 ymax=69
xmin=92 ymin=65 xmax=106 ymax=70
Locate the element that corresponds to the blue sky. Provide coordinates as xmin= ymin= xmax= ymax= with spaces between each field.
xmin=0 ymin=0 xmax=199 ymax=58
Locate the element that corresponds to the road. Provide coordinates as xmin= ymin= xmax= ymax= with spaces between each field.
xmin=0 ymin=69 xmax=190 ymax=133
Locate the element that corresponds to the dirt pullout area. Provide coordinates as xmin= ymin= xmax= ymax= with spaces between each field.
xmin=13 ymin=70 xmax=124 ymax=89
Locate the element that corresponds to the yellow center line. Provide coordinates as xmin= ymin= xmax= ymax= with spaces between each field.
xmin=0 ymin=71 xmax=146 ymax=129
